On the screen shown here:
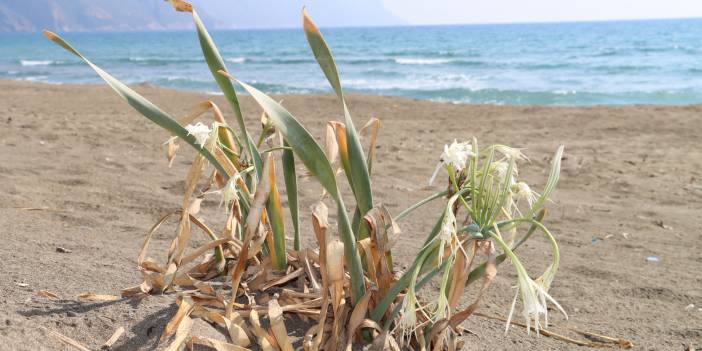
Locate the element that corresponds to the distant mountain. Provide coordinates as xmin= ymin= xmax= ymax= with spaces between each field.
xmin=0 ymin=0 xmax=214 ymax=32
xmin=196 ymin=0 xmax=406 ymax=29
xmin=0 ymin=0 xmax=405 ymax=33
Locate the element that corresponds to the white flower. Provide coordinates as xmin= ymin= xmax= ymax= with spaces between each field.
xmin=439 ymin=209 xmax=456 ymax=242
xmin=505 ymin=263 xmax=566 ymax=335
xmin=397 ymin=288 xmax=419 ymax=341
xmin=490 ymin=161 xmax=517 ymax=185
xmin=434 ymin=194 xmax=460 ymax=265
xmin=184 ymin=122 xmax=212 ymax=148
xmin=534 ymin=267 xmax=567 ymax=328
xmin=429 ymin=139 xmax=474 ymax=185
xmin=513 ymin=181 xmax=539 ymax=207
xmin=442 ymin=140 xmax=473 ymax=170
xmin=496 ymin=145 xmax=529 ymax=162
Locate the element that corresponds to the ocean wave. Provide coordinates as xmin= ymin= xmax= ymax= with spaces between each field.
xmin=394 ymin=58 xmax=453 ymax=65
xmin=20 ymin=60 xmax=55 ymax=66
xmin=337 ymin=57 xmax=393 ymax=65
xmin=245 ymin=57 xmax=312 ymax=64
xmin=590 ymin=64 xmax=657 ymax=73
xmin=383 ymin=50 xmax=463 ymax=58
xmin=376 ymin=88 xmax=702 ymax=106
xmin=124 ymin=57 xmax=202 ymax=65
xmin=22 ymin=75 xmax=49 ymax=82
xmin=225 ymin=57 xmax=246 ymax=64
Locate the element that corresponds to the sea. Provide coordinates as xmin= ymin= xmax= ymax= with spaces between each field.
xmin=2 ymin=18 xmax=702 ymax=105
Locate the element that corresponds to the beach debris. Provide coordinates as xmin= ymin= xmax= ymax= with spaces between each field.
xmin=78 ymin=292 xmax=121 ymax=301
xmin=621 ymin=232 xmax=630 ymax=239
xmin=16 ymin=282 xmax=29 ymax=288
xmin=646 ymin=256 xmax=660 ymax=263
xmin=685 ymin=304 xmax=695 ymax=311
xmin=100 ymin=326 xmax=125 ymax=349
xmin=475 ymin=312 xmax=633 ymax=349
xmin=36 ymin=290 xmax=60 ymax=300
xmin=56 ymin=246 xmax=72 ymax=253
xmin=653 ymin=219 xmax=673 ymax=231
xmin=48 ymin=329 xmax=90 ymax=351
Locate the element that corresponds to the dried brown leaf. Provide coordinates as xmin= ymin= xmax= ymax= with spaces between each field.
xmin=222 ymin=317 xmax=251 ymax=347
xmin=139 ymin=211 xmax=177 ymax=266
xmin=227 ymin=154 xmax=274 ymax=318
xmin=49 ymin=330 xmax=90 ymax=351
xmin=449 ymin=241 xmax=497 ymax=328
xmin=160 ymin=296 xmax=193 ymax=343
xmin=164 ymin=315 xmax=193 ymax=351
xmin=167 ymin=138 xmax=179 ymax=167
xmin=261 ymin=268 xmax=304 ymax=291
xmin=168 ymin=0 xmax=193 ymax=13
xmin=326 ymin=240 xmax=345 ymax=313
xmin=345 ymin=289 xmax=374 ymax=351
xmin=359 ymin=117 xmax=381 ymax=167
xmin=36 ymin=290 xmax=59 ymax=300
xmin=78 ymin=292 xmax=121 ymax=302
xmin=189 ymin=336 xmax=251 ymax=351
xmin=268 ymin=299 xmax=294 ymax=351
xmin=249 ymin=309 xmax=276 ymax=351
xmin=100 ymin=326 xmax=125 ymax=349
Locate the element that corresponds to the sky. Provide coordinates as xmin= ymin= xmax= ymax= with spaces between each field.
xmin=3 ymin=0 xmax=702 ymax=32
xmin=198 ymin=0 xmax=702 ymax=29
xmin=381 ymin=0 xmax=702 ymax=25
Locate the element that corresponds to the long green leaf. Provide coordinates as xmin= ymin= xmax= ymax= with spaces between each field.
xmin=303 ymin=10 xmax=374 ymax=239
xmin=265 ymin=155 xmax=287 ymax=269
xmin=281 ymin=139 xmax=300 ymax=251
xmin=189 ymin=9 xmax=262 ymax=178
xmin=223 ymin=72 xmax=366 ymax=303
xmin=43 ymin=31 xmax=228 ymax=179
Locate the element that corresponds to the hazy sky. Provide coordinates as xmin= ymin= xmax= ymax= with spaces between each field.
xmin=382 ymin=0 xmax=702 ymax=25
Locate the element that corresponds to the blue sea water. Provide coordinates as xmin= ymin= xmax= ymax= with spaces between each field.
xmin=2 ymin=18 xmax=702 ymax=105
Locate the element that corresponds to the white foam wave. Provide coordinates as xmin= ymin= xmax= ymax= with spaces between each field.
xmin=225 ymin=57 xmax=246 ymax=64
xmin=20 ymin=60 xmax=53 ymax=66
xmin=394 ymin=58 xmax=452 ymax=65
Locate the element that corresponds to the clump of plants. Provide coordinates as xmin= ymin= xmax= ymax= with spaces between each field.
xmin=45 ymin=1 xmax=571 ymax=349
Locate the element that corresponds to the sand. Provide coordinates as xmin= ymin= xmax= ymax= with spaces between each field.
xmin=0 ymin=79 xmax=700 ymax=350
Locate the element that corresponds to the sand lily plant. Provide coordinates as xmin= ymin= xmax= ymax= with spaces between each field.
xmin=44 ymin=1 xmax=572 ymax=349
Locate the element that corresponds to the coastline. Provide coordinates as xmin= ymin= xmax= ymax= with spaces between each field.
xmin=1 ymin=79 xmax=701 ymax=349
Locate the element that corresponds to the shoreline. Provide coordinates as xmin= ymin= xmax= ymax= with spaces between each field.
xmin=5 ymin=78 xmax=702 ymax=109
xmin=1 ymin=79 xmax=701 ymax=350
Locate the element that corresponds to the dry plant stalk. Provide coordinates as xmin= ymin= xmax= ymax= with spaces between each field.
xmin=42 ymin=0 xmax=630 ymax=350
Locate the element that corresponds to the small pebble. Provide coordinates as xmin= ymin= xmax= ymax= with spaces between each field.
xmin=685 ymin=304 xmax=695 ymax=311
xmin=16 ymin=283 xmax=29 ymax=288
xmin=646 ymin=256 xmax=660 ymax=262
xmin=66 ymin=311 xmax=77 ymax=317
xmin=56 ymin=247 xmax=72 ymax=253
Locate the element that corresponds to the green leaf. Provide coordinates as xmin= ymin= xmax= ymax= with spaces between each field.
xmin=43 ymin=30 xmax=228 ymax=179
xmin=281 ymin=139 xmax=300 ymax=251
xmin=190 ymin=10 xmax=263 ymax=178
xmin=265 ymin=156 xmax=287 ymax=269
xmin=303 ymin=9 xmax=374 ymax=239
xmin=224 ymin=73 xmax=366 ymax=303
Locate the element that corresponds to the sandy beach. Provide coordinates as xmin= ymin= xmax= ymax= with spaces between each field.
xmin=1 ymin=79 xmax=701 ymax=350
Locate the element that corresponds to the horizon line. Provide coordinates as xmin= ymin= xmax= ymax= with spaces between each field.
xmin=3 ymin=15 xmax=701 ymax=34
